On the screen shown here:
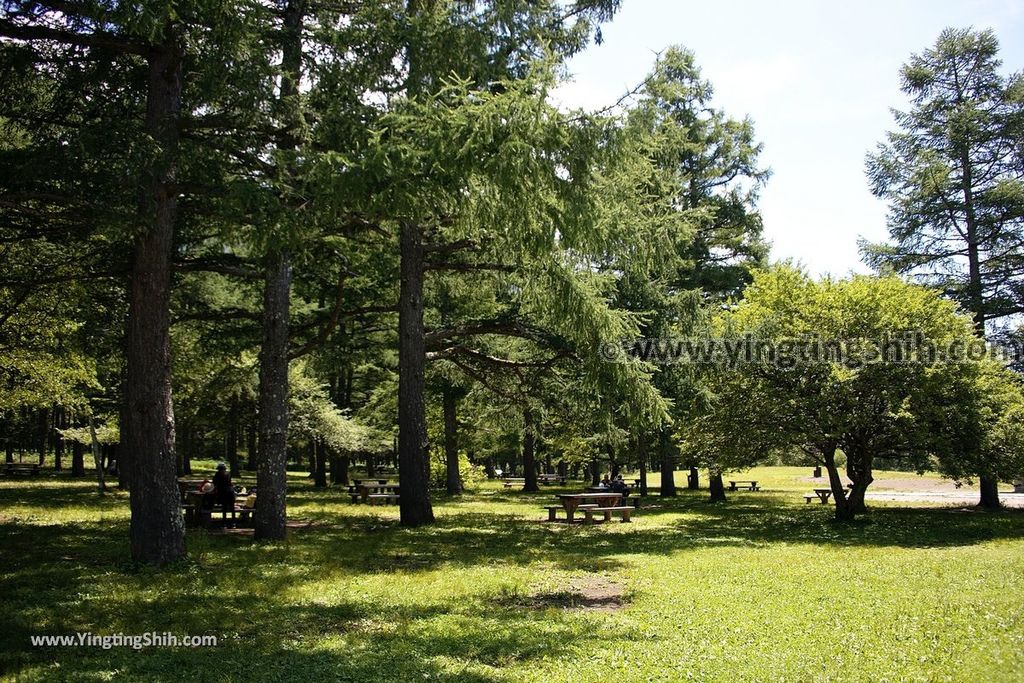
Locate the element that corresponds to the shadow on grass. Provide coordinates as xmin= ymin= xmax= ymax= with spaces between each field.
xmin=4 ymin=480 xmax=1024 ymax=680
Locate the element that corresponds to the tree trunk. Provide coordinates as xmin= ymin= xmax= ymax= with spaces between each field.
xmin=637 ymin=433 xmax=648 ymax=496
xmin=590 ymin=460 xmax=600 ymax=486
xmin=6 ymin=441 xmax=14 ymax=465
xmin=844 ymin=445 xmax=873 ymax=515
xmin=37 ymin=407 xmax=48 ymax=466
xmin=227 ymin=396 xmax=240 ymax=478
xmin=979 ymin=475 xmax=1001 ymax=509
xmin=397 ymin=219 xmax=434 ymax=525
xmin=255 ymin=251 xmax=292 ymax=541
xmin=89 ymin=416 xmax=106 ymax=493
xmin=443 ymin=384 xmax=462 ymax=495
xmin=659 ymin=428 xmax=676 ymax=496
xmin=331 ymin=453 xmax=349 ymax=485
xmin=688 ymin=466 xmax=699 ymax=490
xmin=366 ymin=452 xmax=376 ymax=478
xmin=958 ymin=147 xmax=1001 ymax=509
xmin=71 ymin=440 xmax=85 ymax=476
xmin=181 ymin=430 xmax=192 ymax=476
xmin=124 ymin=28 xmax=186 ymax=566
xmin=246 ymin=426 xmax=257 ymax=471
xmin=117 ymin=395 xmax=129 ymax=489
xmin=708 ymin=469 xmax=726 ymax=502
xmin=53 ymin=406 xmax=64 ymax=471
xmin=522 ymin=407 xmax=538 ymax=492
xmin=313 ymin=440 xmax=327 ymax=488
xmin=822 ymin=444 xmax=853 ymax=522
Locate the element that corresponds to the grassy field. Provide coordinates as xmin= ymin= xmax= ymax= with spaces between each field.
xmin=3 ymin=467 xmax=1024 ymax=682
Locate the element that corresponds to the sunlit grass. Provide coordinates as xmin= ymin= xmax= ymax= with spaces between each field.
xmin=2 ymin=467 xmax=1023 ymax=681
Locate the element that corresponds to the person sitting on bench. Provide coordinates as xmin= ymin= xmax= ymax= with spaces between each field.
xmin=610 ymin=475 xmax=630 ymax=499
xmin=204 ymin=462 xmax=236 ymax=511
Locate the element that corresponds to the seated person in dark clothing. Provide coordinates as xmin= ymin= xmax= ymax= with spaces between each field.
xmin=610 ymin=476 xmax=630 ymax=498
xmin=204 ymin=462 xmax=236 ymax=510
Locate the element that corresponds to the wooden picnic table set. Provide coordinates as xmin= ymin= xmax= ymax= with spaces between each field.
xmin=544 ymin=491 xmax=634 ymax=525
xmin=348 ymin=481 xmax=400 ymax=505
xmin=805 ymin=488 xmax=833 ymax=504
xmin=178 ymin=478 xmax=257 ymax=528
xmin=728 ymin=480 xmax=760 ymax=491
xmin=4 ymin=462 xmax=41 ymax=476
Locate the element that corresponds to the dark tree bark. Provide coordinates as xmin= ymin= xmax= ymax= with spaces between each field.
xmin=821 ymin=443 xmax=853 ymax=522
xmin=522 ymin=407 xmax=538 ymax=492
xmin=659 ymin=428 xmax=676 ymax=497
xmin=53 ymin=406 xmax=64 ymax=471
xmin=708 ymin=469 xmax=726 ymax=502
xmin=443 ymin=384 xmax=462 ymax=495
xmin=255 ymin=251 xmax=292 ymax=541
xmin=117 ymin=391 xmax=129 ymax=489
xmin=124 ymin=26 xmax=186 ymax=566
xmin=37 ymin=407 xmax=48 ymax=466
xmin=181 ymin=430 xmax=192 ymax=476
xmin=331 ymin=453 xmax=349 ymax=485
xmin=608 ymin=446 xmax=619 ymax=479
xmin=979 ymin=475 xmax=1001 ymax=509
xmin=255 ymin=0 xmax=305 ymax=540
xmin=6 ymin=441 xmax=15 ymax=465
xmin=844 ymin=444 xmax=873 ymax=515
xmin=246 ymin=426 xmax=257 ymax=471
xmin=313 ymin=439 xmax=327 ymax=488
xmin=398 ymin=219 xmax=434 ymax=525
xmin=366 ymin=452 xmax=377 ymax=478
xmin=590 ymin=459 xmax=600 ymax=486
xmin=71 ymin=440 xmax=85 ymax=476
xmin=688 ymin=466 xmax=699 ymax=490
xmin=176 ymin=426 xmax=187 ymax=477
xmin=637 ymin=432 xmax=648 ymax=496
xmin=227 ymin=396 xmax=240 ymax=478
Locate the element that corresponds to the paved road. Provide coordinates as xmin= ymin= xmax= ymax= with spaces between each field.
xmin=864 ymin=491 xmax=1024 ymax=508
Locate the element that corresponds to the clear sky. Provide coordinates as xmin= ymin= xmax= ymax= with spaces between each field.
xmin=552 ymin=0 xmax=1024 ymax=276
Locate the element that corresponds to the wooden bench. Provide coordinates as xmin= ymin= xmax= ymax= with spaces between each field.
xmin=583 ymin=506 xmax=634 ymax=524
xmin=502 ymin=478 xmax=525 ymax=488
xmin=805 ymin=489 xmax=832 ymax=504
xmin=194 ymin=504 xmax=253 ymax=528
xmin=537 ymin=474 xmax=566 ymax=485
xmin=728 ymin=480 xmax=759 ymax=491
xmin=4 ymin=463 xmax=40 ymax=476
xmin=367 ymin=493 xmax=400 ymax=506
xmin=544 ymin=503 xmax=598 ymax=522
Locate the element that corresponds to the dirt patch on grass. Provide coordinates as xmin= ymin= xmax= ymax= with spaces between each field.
xmin=502 ymin=576 xmax=626 ymax=612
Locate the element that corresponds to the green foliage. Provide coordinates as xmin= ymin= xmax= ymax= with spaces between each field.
xmin=864 ymin=27 xmax=1024 ymax=326
xmin=428 ymin=448 xmax=485 ymax=489
xmin=683 ymin=266 xmax=989 ymax=479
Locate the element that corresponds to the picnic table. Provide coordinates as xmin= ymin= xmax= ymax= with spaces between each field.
xmin=502 ymin=477 xmax=525 ymax=488
xmin=805 ymin=488 xmax=832 ymax=504
xmin=4 ymin=463 xmax=40 ymax=476
xmin=182 ymin=490 xmax=255 ymax=528
xmin=349 ymin=482 xmax=400 ymax=503
xmin=547 ymin=492 xmax=626 ymax=524
xmin=728 ymin=480 xmax=760 ymax=491
xmin=537 ymin=474 xmax=566 ymax=485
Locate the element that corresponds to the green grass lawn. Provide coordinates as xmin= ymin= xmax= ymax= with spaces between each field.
xmin=3 ymin=467 xmax=1024 ymax=682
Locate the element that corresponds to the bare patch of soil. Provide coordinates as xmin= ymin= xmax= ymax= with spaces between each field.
xmin=501 ymin=576 xmax=626 ymax=612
